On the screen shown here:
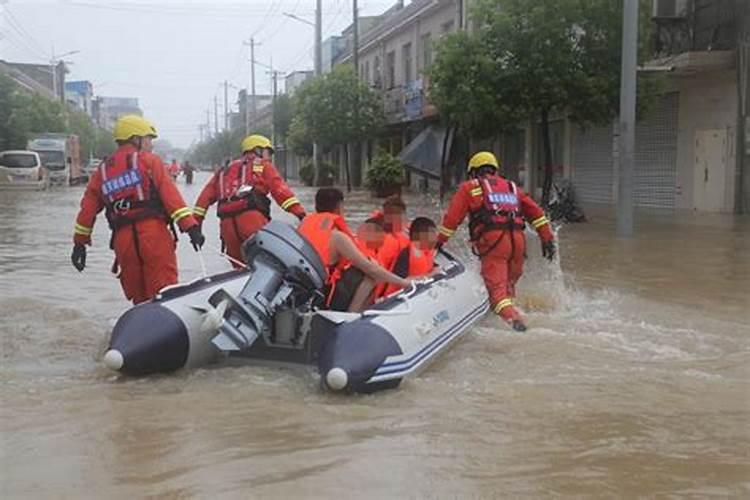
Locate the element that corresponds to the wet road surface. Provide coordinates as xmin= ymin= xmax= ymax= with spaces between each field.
xmin=1 ymin=172 xmax=749 ymax=498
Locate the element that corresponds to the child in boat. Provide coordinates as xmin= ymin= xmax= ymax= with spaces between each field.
xmin=383 ymin=217 xmax=439 ymax=296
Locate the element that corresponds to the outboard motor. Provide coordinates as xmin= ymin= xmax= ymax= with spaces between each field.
xmin=209 ymin=221 xmax=327 ymax=352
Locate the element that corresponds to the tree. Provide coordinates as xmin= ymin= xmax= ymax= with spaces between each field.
xmin=292 ymin=65 xmax=384 ymax=189
xmin=429 ymin=0 xmax=660 ymax=204
xmin=272 ymin=94 xmax=294 ymax=146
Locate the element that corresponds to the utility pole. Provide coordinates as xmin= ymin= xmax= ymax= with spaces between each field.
xmin=313 ymin=0 xmax=322 ymax=185
xmin=199 ymin=124 xmax=204 ymax=142
xmin=270 ymin=70 xmax=280 ymax=145
xmin=214 ymin=94 xmax=219 ymax=135
xmin=224 ymin=80 xmax=229 ymax=131
xmin=206 ymin=109 xmax=211 ymax=139
xmin=617 ymin=0 xmax=638 ymax=237
xmin=350 ymin=0 xmax=360 ymax=190
xmin=243 ymin=38 xmax=260 ymax=135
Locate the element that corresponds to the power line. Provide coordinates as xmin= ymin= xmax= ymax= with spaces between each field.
xmin=2 ymin=6 xmax=49 ymax=58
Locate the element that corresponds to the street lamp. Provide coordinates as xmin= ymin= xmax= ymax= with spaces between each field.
xmin=283 ymin=12 xmax=314 ymax=27
xmin=50 ymin=49 xmax=80 ymax=102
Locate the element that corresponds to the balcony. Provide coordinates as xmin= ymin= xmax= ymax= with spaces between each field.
xmin=381 ymin=77 xmax=438 ymax=124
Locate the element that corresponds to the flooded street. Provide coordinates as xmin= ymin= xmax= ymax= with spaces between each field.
xmin=1 ymin=172 xmax=749 ymax=498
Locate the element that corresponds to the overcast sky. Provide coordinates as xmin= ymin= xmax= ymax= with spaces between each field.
xmin=1 ymin=0 xmax=398 ymax=147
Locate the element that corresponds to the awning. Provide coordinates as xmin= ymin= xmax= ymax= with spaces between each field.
xmin=398 ymin=125 xmax=453 ymax=180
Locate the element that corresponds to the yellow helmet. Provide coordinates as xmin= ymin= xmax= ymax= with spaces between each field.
xmin=241 ymin=134 xmax=273 ymax=154
xmin=113 ymin=115 xmax=158 ymax=141
xmin=467 ymin=151 xmax=500 ymax=172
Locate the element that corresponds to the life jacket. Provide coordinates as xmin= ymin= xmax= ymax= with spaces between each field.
xmin=384 ymin=245 xmax=435 ymax=296
xmin=468 ymin=174 xmax=525 ymax=241
xmin=100 ymin=151 xmax=167 ymax=231
xmin=216 ymin=157 xmax=271 ymax=220
xmin=298 ymin=212 xmax=351 ymax=275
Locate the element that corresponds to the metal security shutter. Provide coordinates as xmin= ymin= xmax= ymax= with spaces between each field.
xmin=571 ymin=123 xmax=614 ymax=203
xmin=634 ymin=92 xmax=679 ymax=208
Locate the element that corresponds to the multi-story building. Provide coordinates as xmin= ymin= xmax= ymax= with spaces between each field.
xmin=285 ymin=71 xmax=313 ymax=95
xmin=568 ymin=0 xmax=747 ymax=212
xmin=93 ymin=96 xmax=142 ymax=130
xmin=0 ymin=60 xmax=66 ymax=101
xmin=65 ymin=80 xmax=94 ymax=117
xmin=329 ymin=0 xmax=747 ymax=212
xmin=334 ymin=0 xmax=463 ymax=189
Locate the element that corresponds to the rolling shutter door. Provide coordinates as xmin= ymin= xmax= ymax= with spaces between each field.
xmin=572 ymin=123 xmax=614 ymax=203
xmin=634 ymin=92 xmax=679 ymax=208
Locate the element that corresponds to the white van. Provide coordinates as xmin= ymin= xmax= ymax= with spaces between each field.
xmin=0 ymin=150 xmax=49 ymax=190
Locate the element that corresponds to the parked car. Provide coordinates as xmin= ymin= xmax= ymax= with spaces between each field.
xmin=83 ymin=158 xmax=103 ymax=176
xmin=0 ymin=150 xmax=49 ymax=190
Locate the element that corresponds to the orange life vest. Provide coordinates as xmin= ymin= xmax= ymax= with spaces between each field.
xmin=216 ymin=157 xmax=271 ymax=219
xmin=99 ymin=151 xmax=166 ymax=230
xmin=468 ymin=174 xmax=525 ymax=240
xmin=384 ymin=245 xmax=434 ymax=295
xmin=298 ymin=212 xmax=352 ymax=273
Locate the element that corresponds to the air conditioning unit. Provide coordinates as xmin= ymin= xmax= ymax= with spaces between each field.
xmin=652 ymin=0 xmax=688 ymax=19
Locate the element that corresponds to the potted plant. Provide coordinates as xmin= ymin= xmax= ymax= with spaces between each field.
xmin=366 ymin=150 xmax=404 ymax=197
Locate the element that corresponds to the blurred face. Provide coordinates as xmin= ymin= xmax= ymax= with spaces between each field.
xmin=263 ymin=147 xmax=273 ymax=160
xmin=358 ymin=223 xmax=385 ymax=251
xmin=383 ymin=207 xmax=404 ymax=229
xmin=416 ymin=227 xmax=438 ymax=251
xmin=141 ymin=136 xmax=154 ymax=152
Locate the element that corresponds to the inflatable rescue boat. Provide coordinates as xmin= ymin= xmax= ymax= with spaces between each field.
xmin=104 ymin=221 xmax=489 ymax=393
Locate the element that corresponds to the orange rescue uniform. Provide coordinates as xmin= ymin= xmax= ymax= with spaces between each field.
xmin=73 ymin=144 xmax=199 ymax=304
xmin=438 ymin=174 xmax=553 ymax=322
xmin=193 ymin=154 xmax=305 ymax=266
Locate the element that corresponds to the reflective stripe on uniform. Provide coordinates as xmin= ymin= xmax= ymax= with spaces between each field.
xmin=531 ymin=215 xmax=549 ymax=228
xmin=170 ymin=207 xmax=192 ymax=223
xmin=470 ymin=187 xmax=483 ymax=197
xmin=193 ymin=206 xmax=207 ymax=217
xmin=74 ymin=223 xmax=92 ymax=236
xmin=280 ymin=197 xmax=299 ymax=210
xmin=493 ymin=298 xmax=513 ymax=314
xmin=438 ymin=225 xmax=455 ymax=237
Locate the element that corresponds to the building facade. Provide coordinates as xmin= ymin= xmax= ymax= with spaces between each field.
xmin=93 ymin=96 xmax=142 ymax=130
xmin=65 ymin=80 xmax=94 ymax=117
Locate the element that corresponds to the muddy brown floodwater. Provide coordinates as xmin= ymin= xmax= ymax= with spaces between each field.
xmin=1 ymin=172 xmax=749 ymax=498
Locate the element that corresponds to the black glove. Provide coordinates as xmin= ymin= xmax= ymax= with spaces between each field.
xmin=541 ymin=240 xmax=556 ymax=262
xmin=435 ymin=242 xmax=444 ymax=253
xmin=296 ymin=212 xmax=306 ymax=222
xmin=71 ymin=244 xmax=86 ymax=272
xmin=187 ymin=225 xmax=205 ymax=252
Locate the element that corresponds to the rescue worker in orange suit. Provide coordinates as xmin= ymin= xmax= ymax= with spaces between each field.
xmin=71 ymin=115 xmax=205 ymax=304
xmin=437 ymin=152 xmax=555 ymax=332
xmin=193 ymin=134 xmax=305 ymax=267
xmin=383 ymin=217 xmax=438 ymax=296
xmin=298 ymin=188 xmax=411 ymax=312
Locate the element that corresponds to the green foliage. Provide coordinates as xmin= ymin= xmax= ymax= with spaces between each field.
xmin=0 ymin=73 xmax=113 ymax=158
xmin=429 ymin=0 xmax=662 ymax=202
xmin=188 ymin=127 xmax=244 ymax=166
xmin=273 ymin=94 xmax=294 ymax=145
xmin=299 ymin=160 xmax=337 ymax=187
xmin=292 ymin=65 xmax=384 ymax=149
xmin=287 ymin=115 xmax=313 ymax=156
xmin=365 ymin=150 xmax=404 ymax=192
xmin=429 ymin=0 xmax=662 ymax=136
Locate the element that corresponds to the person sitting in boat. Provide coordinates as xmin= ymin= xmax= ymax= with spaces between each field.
xmin=370 ymin=195 xmax=410 ymax=268
xmin=298 ymin=188 xmax=412 ymax=312
xmin=383 ymin=217 xmax=438 ymax=296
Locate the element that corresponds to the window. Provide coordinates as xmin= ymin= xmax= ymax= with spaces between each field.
xmin=402 ymin=42 xmax=412 ymax=83
xmin=364 ymin=60 xmax=371 ymax=84
xmin=441 ymin=19 xmax=455 ymax=35
xmin=373 ymin=56 xmax=382 ymax=88
xmin=420 ymin=33 xmax=432 ymax=71
xmin=386 ymin=51 xmax=396 ymax=89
